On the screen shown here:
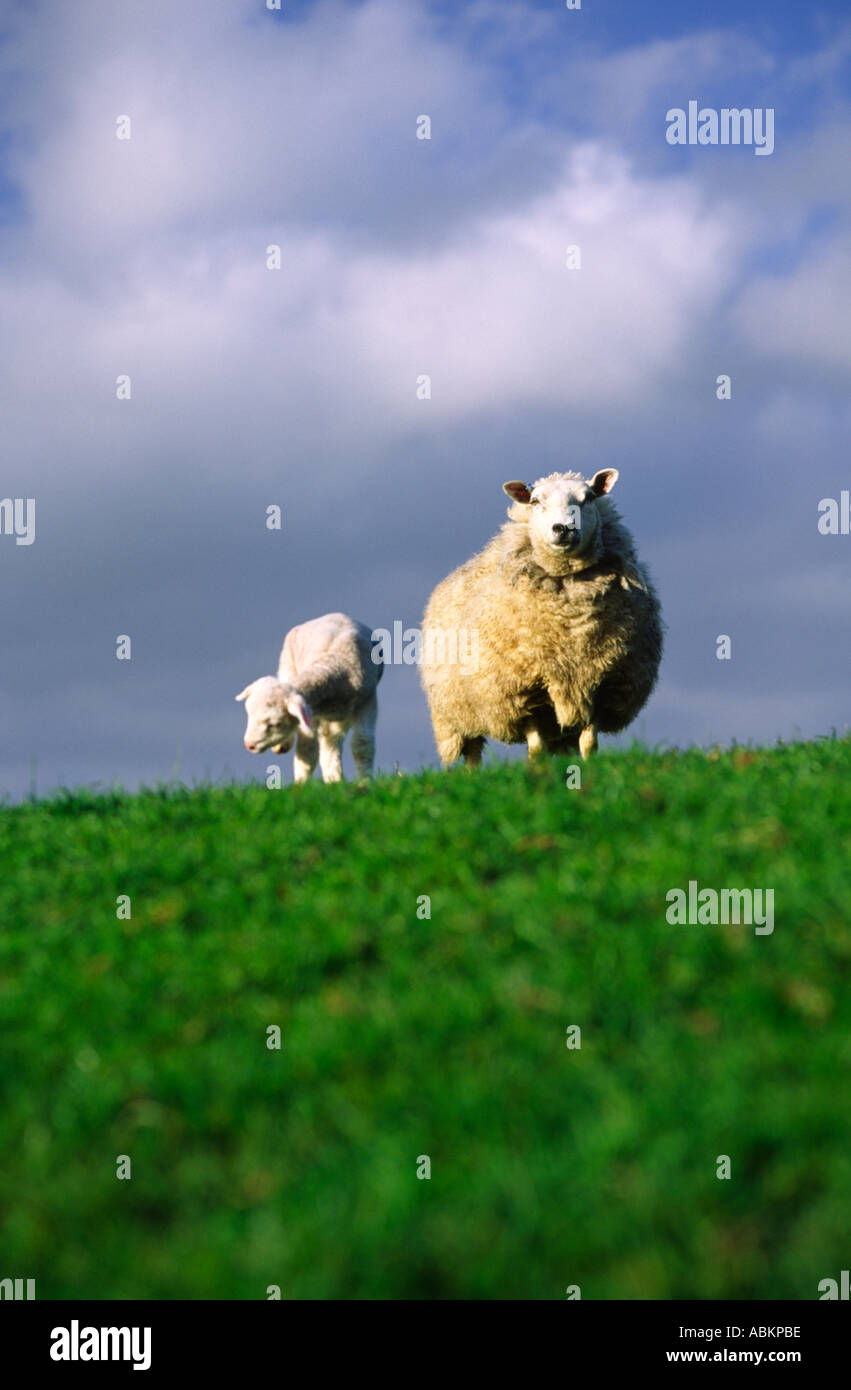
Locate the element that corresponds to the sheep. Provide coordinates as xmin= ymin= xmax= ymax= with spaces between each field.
xmin=236 ymin=612 xmax=381 ymax=783
xmin=420 ymin=470 xmax=663 ymax=766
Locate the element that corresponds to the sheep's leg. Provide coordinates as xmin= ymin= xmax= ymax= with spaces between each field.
xmin=579 ymin=724 xmax=597 ymax=760
xmin=318 ymin=728 xmax=345 ymax=783
xmin=523 ymin=718 xmax=546 ymax=761
xmin=546 ymin=731 xmax=580 ymax=755
xmin=293 ymin=733 xmax=318 ymax=784
xmin=461 ymin=736 xmax=485 ymax=767
xmin=351 ymin=697 xmax=377 ymax=779
xmin=550 ymin=695 xmax=579 ymax=733
xmin=549 ymin=684 xmax=592 ymax=743
xmin=432 ymin=719 xmax=464 ymax=769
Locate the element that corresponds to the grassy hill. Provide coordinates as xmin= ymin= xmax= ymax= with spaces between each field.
xmin=1 ymin=738 xmax=849 ymax=1300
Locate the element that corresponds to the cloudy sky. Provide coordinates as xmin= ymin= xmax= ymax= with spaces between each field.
xmin=1 ymin=0 xmax=848 ymax=798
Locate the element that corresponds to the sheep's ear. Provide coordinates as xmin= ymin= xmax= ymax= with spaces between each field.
xmin=235 ymin=686 xmax=252 ymax=702
xmin=589 ymin=468 xmax=619 ymax=497
xmin=287 ymin=693 xmax=313 ymax=736
xmin=503 ymin=481 xmax=532 ymax=504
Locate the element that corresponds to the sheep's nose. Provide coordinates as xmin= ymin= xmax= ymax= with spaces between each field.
xmin=244 ymin=740 xmax=256 ymax=752
xmin=552 ymin=522 xmax=569 ymax=537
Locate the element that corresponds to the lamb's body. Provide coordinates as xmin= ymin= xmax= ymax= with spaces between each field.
xmin=237 ymin=612 xmax=381 ymax=783
xmin=421 ymin=472 xmax=663 ymax=765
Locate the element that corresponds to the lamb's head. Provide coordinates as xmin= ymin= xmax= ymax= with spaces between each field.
xmin=235 ymin=676 xmax=312 ymax=754
xmin=503 ymin=469 xmax=619 ymax=571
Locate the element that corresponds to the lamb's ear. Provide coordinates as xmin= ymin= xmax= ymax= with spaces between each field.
xmin=589 ymin=468 xmax=619 ymax=497
xmin=235 ymin=686 xmax=252 ymax=702
xmin=287 ymin=693 xmax=313 ymax=736
xmin=503 ymin=481 xmax=532 ymax=504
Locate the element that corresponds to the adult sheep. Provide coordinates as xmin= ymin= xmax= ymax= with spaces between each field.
xmin=420 ymin=470 xmax=663 ymax=766
xmin=236 ymin=612 xmax=381 ymax=783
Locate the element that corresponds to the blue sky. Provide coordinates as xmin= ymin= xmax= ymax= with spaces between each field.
xmin=0 ymin=0 xmax=848 ymax=797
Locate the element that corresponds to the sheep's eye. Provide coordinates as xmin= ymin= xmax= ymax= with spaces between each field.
xmin=529 ymin=496 xmax=540 ymax=505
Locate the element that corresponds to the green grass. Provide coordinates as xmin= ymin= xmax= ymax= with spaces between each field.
xmin=1 ymin=738 xmax=849 ymax=1300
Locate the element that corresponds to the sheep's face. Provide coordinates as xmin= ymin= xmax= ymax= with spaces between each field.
xmin=234 ymin=676 xmax=312 ymax=754
xmin=503 ymin=470 xmax=618 ymax=569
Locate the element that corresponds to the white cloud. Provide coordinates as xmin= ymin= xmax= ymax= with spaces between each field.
xmin=332 ymin=146 xmax=744 ymax=419
xmin=735 ymin=240 xmax=851 ymax=374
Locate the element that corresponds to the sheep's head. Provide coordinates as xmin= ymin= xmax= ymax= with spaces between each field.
xmin=503 ymin=469 xmax=618 ymax=572
xmin=235 ymin=676 xmax=312 ymax=754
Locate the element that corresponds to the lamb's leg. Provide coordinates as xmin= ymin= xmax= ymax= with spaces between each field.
xmin=579 ymin=724 xmax=597 ymax=760
xmin=293 ymin=732 xmax=318 ymax=784
xmin=350 ymin=697 xmax=377 ymax=779
xmin=318 ymin=728 xmax=345 ymax=783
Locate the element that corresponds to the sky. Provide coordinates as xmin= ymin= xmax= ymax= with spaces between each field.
xmin=1 ymin=0 xmax=849 ymax=798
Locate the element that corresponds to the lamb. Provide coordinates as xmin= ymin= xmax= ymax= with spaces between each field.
xmin=236 ymin=612 xmax=381 ymax=783
xmin=420 ymin=470 xmax=663 ymax=766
